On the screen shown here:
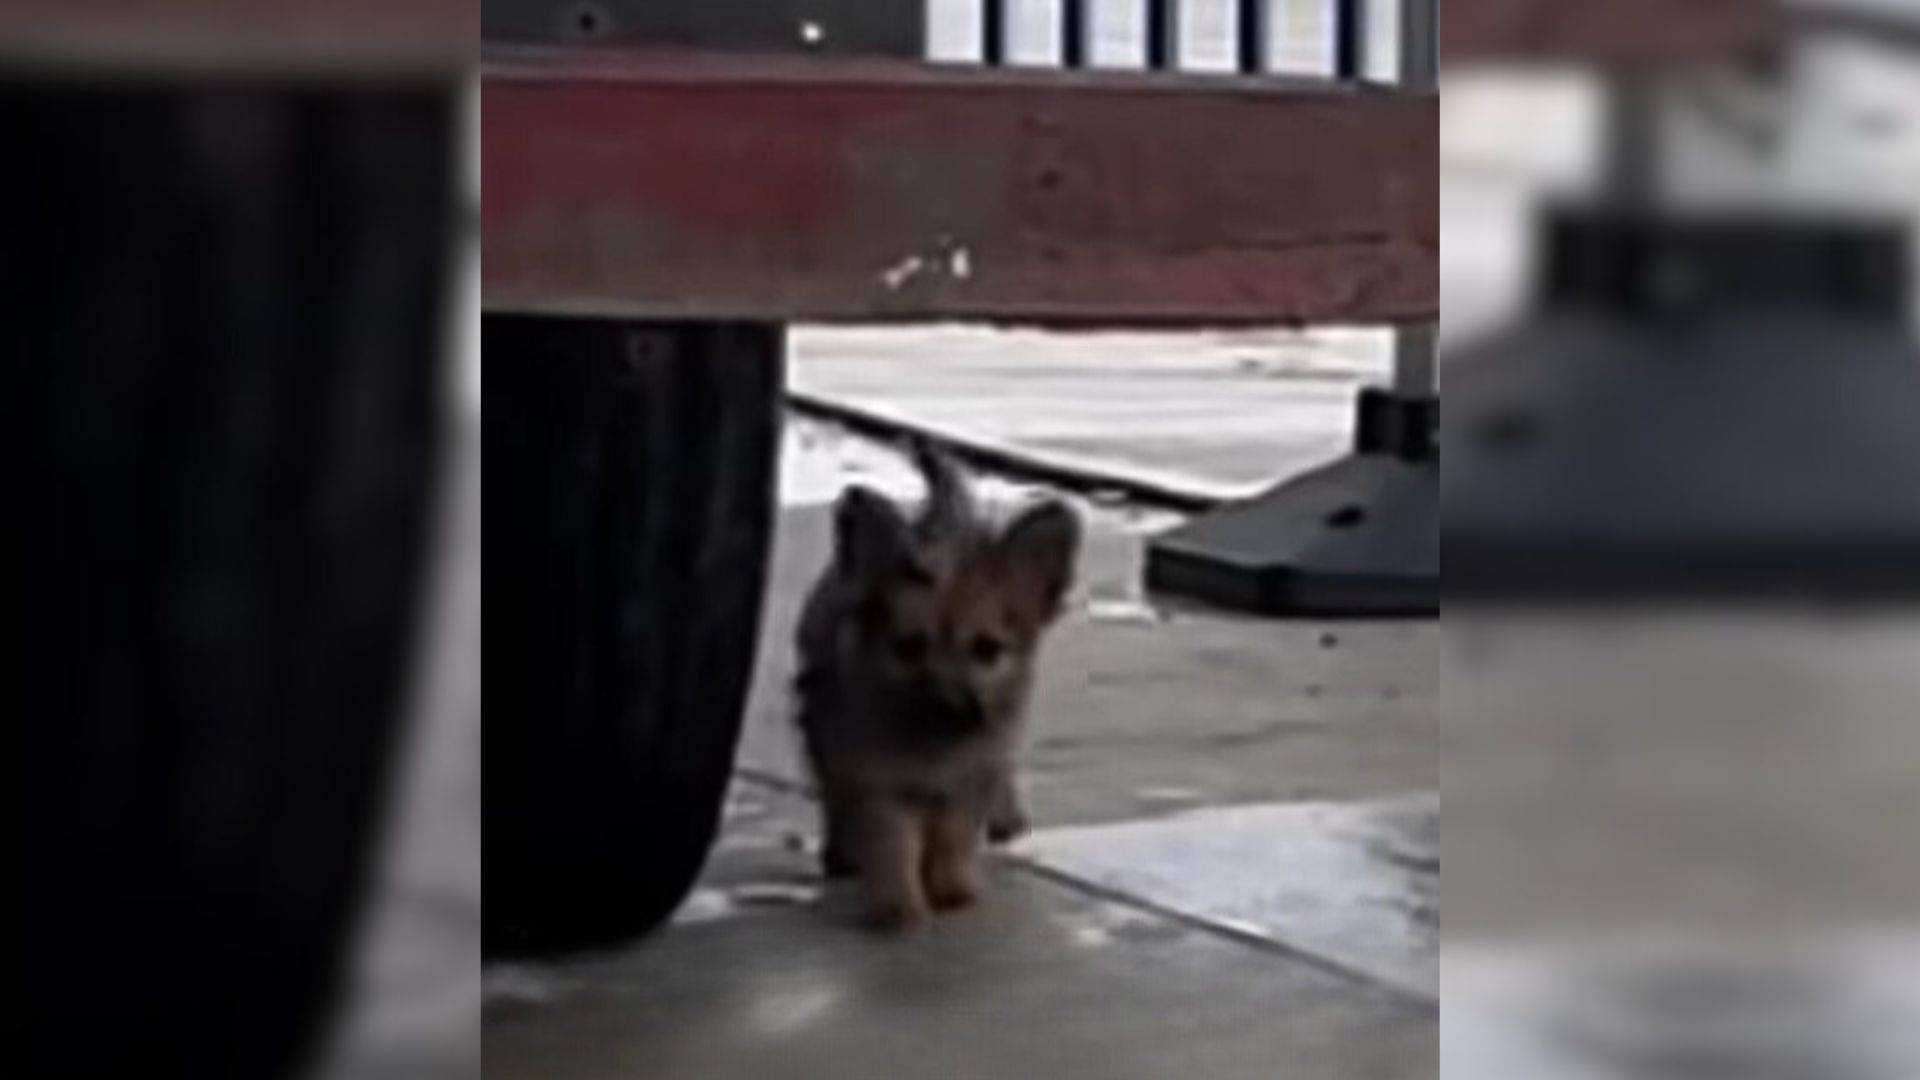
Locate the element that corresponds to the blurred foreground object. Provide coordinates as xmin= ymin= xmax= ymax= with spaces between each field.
xmin=0 ymin=0 xmax=469 ymax=75
xmin=1443 ymin=0 xmax=1920 ymax=600
xmin=2 ymin=4 xmax=462 ymax=1078
xmin=1445 ymin=0 xmax=1784 ymax=66
xmin=1444 ymin=3 xmax=1920 ymax=1075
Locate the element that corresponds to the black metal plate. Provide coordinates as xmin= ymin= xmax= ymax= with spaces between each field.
xmin=482 ymin=0 xmax=925 ymax=58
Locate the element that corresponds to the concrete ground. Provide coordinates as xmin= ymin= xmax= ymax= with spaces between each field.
xmin=790 ymin=325 xmax=1394 ymax=500
xmin=484 ymin=335 xmax=1439 ymax=1078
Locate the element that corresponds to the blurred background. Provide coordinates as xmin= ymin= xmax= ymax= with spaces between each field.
xmin=1 ymin=4 xmax=476 ymax=1078
xmin=1444 ymin=2 xmax=1920 ymax=1078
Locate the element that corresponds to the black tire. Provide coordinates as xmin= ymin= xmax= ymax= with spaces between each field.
xmin=3 ymin=84 xmax=453 ymax=1076
xmin=484 ymin=317 xmax=783 ymax=958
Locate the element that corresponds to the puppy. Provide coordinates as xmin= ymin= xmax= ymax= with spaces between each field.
xmin=794 ymin=444 xmax=1078 ymax=932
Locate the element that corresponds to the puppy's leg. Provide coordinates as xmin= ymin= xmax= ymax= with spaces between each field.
xmin=984 ymin=768 xmax=1030 ymax=844
xmin=820 ymin=789 xmax=860 ymax=879
xmin=857 ymin=798 xmax=930 ymax=933
xmin=925 ymin=800 xmax=984 ymax=911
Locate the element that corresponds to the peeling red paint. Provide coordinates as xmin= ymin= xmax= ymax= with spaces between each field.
xmin=483 ymin=47 xmax=1436 ymax=327
xmin=485 ymin=85 xmax=861 ymax=236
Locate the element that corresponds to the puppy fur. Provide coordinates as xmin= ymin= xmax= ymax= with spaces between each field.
xmin=794 ymin=444 xmax=1079 ymax=931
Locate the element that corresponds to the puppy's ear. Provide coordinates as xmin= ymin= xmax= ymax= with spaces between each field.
xmin=834 ymin=486 xmax=914 ymax=579
xmin=995 ymin=500 xmax=1080 ymax=625
xmin=908 ymin=439 xmax=976 ymax=541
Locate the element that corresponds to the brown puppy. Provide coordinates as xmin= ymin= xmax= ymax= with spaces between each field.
xmin=794 ymin=445 xmax=1078 ymax=932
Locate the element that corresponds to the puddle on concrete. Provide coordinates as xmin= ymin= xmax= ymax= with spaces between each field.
xmin=729 ymin=882 xmax=824 ymax=908
xmin=1134 ymin=786 xmax=1207 ymax=807
xmin=1086 ymin=597 xmax=1167 ymax=625
xmin=1058 ymin=901 xmax=1188 ymax=950
xmin=674 ymin=888 xmax=741 ymax=926
xmin=672 ymin=881 xmax=824 ymax=928
xmin=1015 ymin=796 xmax=1438 ymax=999
xmin=741 ymin=971 xmax=849 ymax=1036
xmin=483 ymin=966 xmax=571 ymax=1007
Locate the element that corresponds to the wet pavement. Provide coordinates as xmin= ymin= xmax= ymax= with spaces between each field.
xmin=485 ymin=786 xmax=1432 ymax=1080
xmin=484 ymin=417 xmax=1439 ymax=1079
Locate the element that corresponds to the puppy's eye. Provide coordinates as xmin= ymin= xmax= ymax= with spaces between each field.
xmin=968 ymin=634 xmax=1005 ymax=666
xmin=891 ymin=632 xmax=930 ymax=665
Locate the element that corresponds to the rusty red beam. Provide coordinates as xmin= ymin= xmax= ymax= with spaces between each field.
xmin=0 ymin=0 xmax=470 ymax=75
xmin=1446 ymin=0 xmax=1785 ymax=67
xmin=482 ymin=46 xmax=1436 ymax=327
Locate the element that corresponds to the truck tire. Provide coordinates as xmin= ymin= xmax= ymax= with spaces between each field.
xmin=484 ymin=317 xmax=783 ymax=958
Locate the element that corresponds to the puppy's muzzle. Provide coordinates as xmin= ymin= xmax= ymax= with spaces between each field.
xmin=919 ymin=679 xmax=984 ymax=735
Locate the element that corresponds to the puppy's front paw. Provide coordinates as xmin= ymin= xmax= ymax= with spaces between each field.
xmin=864 ymin=897 xmax=932 ymax=935
xmin=926 ymin=873 xmax=980 ymax=912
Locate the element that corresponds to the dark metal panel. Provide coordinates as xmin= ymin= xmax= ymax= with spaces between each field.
xmin=1063 ymin=0 xmax=1091 ymax=69
xmin=481 ymin=0 xmax=925 ymax=59
xmin=1334 ymin=0 xmax=1367 ymax=80
xmin=481 ymin=46 xmax=1437 ymax=327
xmin=1237 ymin=0 xmax=1270 ymax=74
xmin=1147 ymin=0 xmax=1181 ymax=69
xmin=985 ymin=0 xmax=1009 ymax=66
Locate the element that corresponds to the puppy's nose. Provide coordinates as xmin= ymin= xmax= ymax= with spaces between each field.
xmin=929 ymin=681 xmax=983 ymax=731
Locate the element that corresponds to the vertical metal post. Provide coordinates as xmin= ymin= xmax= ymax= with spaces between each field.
xmin=983 ymin=0 xmax=1008 ymax=65
xmin=1393 ymin=0 xmax=1437 ymax=396
xmin=1238 ymin=0 xmax=1269 ymax=74
xmin=1604 ymin=77 xmax=1664 ymax=208
xmin=1147 ymin=0 xmax=1180 ymax=69
xmin=1335 ymin=0 xmax=1368 ymax=80
xmin=1399 ymin=0 xmax=1436 ymax=85
xmin=1393 ymin=325 xmax=1438 ymax=396
xmin=1063 ymin=0 xmax=1090 ymax=67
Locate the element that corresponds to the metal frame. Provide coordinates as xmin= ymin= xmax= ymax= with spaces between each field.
xmin=482 ymin=45 xmax=1435 ymax=326
xmin=483 ymin=0 xmax=926 ymax=58
xmin=481 ymin=0 xmax=1443 ymax=617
